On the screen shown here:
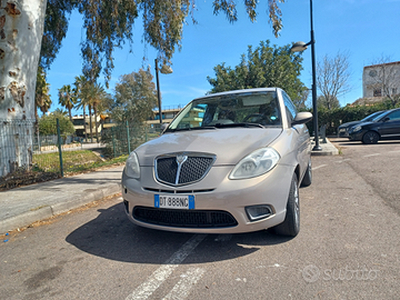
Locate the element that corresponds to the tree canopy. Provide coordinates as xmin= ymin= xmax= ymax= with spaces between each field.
xmin=40 ymin=0 xmax=286 ymax=86
xmin=207 ymin=40 xmax=306 ymax=102
xmin=111 ymin=68 xmax=158 ymax=125
xmin=38 ymin=111 xmax=75 ymax=136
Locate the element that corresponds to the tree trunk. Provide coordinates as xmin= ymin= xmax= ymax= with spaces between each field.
xmin=88 ymin=104 xmax=93 ymax=142
xmin=82 ymin=105 xmax=88 ymax=142
xmin=94 ymin=105 xmax=99 ymax=143
xmin=68 ymin=107 xmax=72 ymax=123
xmin=0 ymin=0 xmax=47 ymax=176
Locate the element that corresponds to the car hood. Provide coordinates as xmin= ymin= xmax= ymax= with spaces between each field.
xmin=339 ymin=121 xmax=360 ymax=129
xmin=135 ymin=128 xmax=282 ymax=166
xmin=354 ymin=121 xmax=374 ymax=128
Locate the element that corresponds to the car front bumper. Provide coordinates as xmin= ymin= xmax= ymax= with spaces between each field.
xmin=121 ymin=164 xmax=295 ymax=234
xmin=337 ymin=127 xmax=350 ymax=137
xmin=349 ymin=130 xmax=365 ymax=141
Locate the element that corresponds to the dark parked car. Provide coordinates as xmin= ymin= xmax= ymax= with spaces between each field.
xmin=348 ymin=108 xmax=400 ymax=144
xmin=337 ymin=110 xmax=386 ymax=137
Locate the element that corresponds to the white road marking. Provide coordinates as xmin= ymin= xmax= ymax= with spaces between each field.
xmin=335 ymin=159 xmax=351 ymax=163
xmin=312 ymin=164 xmax=328 ymax=170
xmin=125 ymin=235 xmax=206 ymax=300
xmin=162 ymin=267 xmax=206 ymax=300
xmin=363 ymin=153 xmax=381 ymax=158
xmin=388 ymin=150 xmax=400 ymax=154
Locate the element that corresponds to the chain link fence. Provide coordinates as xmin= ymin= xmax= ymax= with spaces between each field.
xmin=0 ymin=119 xmax=35 ymax=177
xmin=0 ymin=119 xmax=158 ymax=190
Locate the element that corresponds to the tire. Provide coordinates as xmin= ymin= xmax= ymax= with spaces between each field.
xmin=362 ymin=131 xmax=380 ymax=144
xmin=301 ymin=158 xmax=312 ymax=187
xmin=272 ymin=174 xmax=300 ymax=237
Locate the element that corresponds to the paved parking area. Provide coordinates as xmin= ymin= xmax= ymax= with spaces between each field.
xmin=1 ymin=139 xmax=399 ymax=299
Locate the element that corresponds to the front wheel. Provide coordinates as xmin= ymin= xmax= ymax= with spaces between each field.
xmin=272 ymin=174 xmax=300 ymax=237
xmin=362 ymin=131 xmax=380 ymax=144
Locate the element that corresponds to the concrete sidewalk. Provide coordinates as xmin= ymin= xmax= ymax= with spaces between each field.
xmin=310 ymin=137 xmax=339 ymax=156
xmin=0 ymin=139 xmax=339 ymax=235
xmin=0 ymin=165 xmax=123 ymax=235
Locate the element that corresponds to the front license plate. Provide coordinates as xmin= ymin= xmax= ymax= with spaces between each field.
xmin=154 ymin=195 xmax=195 ymax=210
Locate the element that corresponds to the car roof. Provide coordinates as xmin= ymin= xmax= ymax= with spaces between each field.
xmin=379 ymin=107 xmax=400 ymax=117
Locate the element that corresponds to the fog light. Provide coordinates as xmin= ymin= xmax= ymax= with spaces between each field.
xmin=246 ymin=205 xmax=273 ymax=222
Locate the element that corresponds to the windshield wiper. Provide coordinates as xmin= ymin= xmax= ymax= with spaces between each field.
xmin=165 ymin=126 xmax=217 ymax=133
xmin=214 ymin=122 xmax=265 ymax=129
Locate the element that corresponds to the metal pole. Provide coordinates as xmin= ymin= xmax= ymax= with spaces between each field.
xmin=112 ymin=127 xmax=116 ymax=158
xmin=56 ymin=118 xmax=64 ymax=177
xmin=310 ymin=0 xmax=322 ymax=151
xmin=126 ymin=120 xmax=131 ymax=154
xmin=155 ymin=59 xmax=163 ymax=124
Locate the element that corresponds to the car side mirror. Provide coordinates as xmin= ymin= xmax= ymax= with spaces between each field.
xmin=292 ymin=112 xmax=313 ymax=126
xmin=383 ymin=117 xmax=390 ymax=122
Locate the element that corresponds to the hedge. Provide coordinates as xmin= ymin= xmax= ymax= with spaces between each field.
xmin=304 ymin=100 xmax=396 ymax=136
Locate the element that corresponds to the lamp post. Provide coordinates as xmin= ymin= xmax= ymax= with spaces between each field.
xmin=155 ymin=59 xmax=173 ymax=124
xmin=290 ymin=0 xmax=322 ymax=151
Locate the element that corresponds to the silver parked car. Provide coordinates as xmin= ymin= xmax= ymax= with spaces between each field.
xmin=121 ymin=88 xmax=313 ymax=237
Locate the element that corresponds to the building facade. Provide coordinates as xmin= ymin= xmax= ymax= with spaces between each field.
xmin=72 ymin=107 xmax=183 ymax=138
xmin=363 ymin=61 xmax=400 ymax=99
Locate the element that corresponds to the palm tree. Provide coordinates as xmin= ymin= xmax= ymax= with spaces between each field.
xmin=52 ymin=108 xmax=68 ymax=117
xmin=74 ymin=75 xmax=89 ymax=142
xmin=58 ymin=84 xmax=76 ymax=122
xmin=86 ymin=83 xmax=107 ymax=142
xmin=40 ymin=97 xmax=52 ymax=116
xmin=35 ymin=67 xmax=52 ymax=120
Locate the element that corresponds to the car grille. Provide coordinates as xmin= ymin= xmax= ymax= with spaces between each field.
xmin=133 ymin=207 xmax=238 ymax=228
xmin=155 ymin=154 xmax=215 ymax=186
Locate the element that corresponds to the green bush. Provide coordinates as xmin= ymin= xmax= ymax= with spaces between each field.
xmin=39 ymin=113 xmax=75 ymax=136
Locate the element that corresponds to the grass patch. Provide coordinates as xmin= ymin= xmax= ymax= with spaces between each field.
xmin=32 ymin=150 xmax=128 ymax=174
xmin=1 ymin=150 xmax=128 ymax=191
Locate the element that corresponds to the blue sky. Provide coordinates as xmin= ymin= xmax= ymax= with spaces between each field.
xmin=46 ymin=0 xmax=400 ymax=115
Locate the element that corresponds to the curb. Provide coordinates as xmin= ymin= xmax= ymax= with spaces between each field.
xmin=0 ymin=183 xmax=121 ymax=235
xmin=310 ymin=139 xmax=339 ymax=156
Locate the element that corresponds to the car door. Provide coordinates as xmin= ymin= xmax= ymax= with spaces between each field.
xmin=378 ymin=109 xmax=400 ymax=138
xmin=281 ymin=91 xmax=309 ymax=175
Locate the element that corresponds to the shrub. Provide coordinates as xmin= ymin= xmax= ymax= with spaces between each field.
xmin=306 ymin=100 xmax=394 ymax=136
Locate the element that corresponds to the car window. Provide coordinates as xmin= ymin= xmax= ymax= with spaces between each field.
xmin=385 ymin=110 xmax=400 ymax=121
xmin=281 ymin=91 xmax=297 ymax=123
xmin=167 ymin=91 xmax=282 ymax=131
xmin=373 ymin=112 xmax=389 ymax=122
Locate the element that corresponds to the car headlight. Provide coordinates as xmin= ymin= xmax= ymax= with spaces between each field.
xmin=229 ymin=148 xmax=280 ymax=180
xmin=352 ymin=125 xmax=362 ymax=133
xmin=124 ymin=152 xmax=140 ymax=179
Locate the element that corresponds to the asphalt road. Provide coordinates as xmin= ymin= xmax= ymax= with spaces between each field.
xmin=1 ymin=139 xmax=400 ymax=300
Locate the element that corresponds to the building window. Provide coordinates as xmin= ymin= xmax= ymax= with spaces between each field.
xmin=373 ymin=89 xmax=382 ymax=97
xmin=392 ymin=88 xmax=398 ymax=95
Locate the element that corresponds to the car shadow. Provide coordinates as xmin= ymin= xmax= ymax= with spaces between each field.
xmin=65 ymin=203 xmax=292 ymax=264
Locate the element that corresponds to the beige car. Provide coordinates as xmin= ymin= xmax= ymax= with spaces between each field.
xmin=121 ymin=88 xmax=313 ymax=236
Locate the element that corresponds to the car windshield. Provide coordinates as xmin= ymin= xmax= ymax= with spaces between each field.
xmin=362 ymin=111 xmax=385 ymax=122
xmin=166 ymin=91 xmax=281 ymax=132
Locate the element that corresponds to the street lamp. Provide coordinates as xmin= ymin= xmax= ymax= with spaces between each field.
xmin=155 ymin=59 xmax=173 ymax=124
xmin=290 ymin=0 xmax=322 ymax=151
